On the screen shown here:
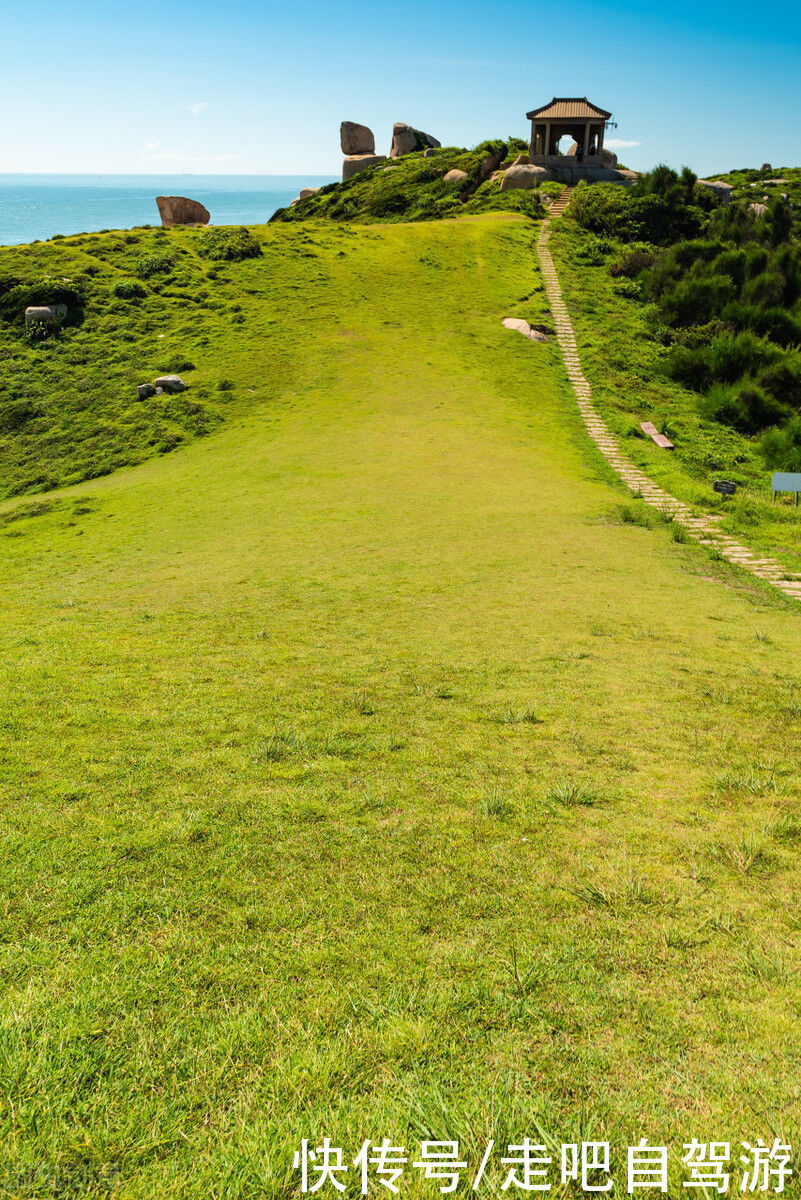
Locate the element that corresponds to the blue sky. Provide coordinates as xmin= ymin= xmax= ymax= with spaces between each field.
xmin=3 ymin=0 xmax=800 ymax=176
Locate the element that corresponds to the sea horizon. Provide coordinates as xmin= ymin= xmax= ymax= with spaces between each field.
xmin=0 ymin=172 xmax=338 ymax=246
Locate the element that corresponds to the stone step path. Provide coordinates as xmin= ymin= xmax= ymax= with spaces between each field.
xmin=537 ymin=194 xmax=799 ymax=602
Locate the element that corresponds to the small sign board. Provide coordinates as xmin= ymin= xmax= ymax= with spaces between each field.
xmin=772 ymin=472 xmax=801 ymax=506
xmin=713 ymin=480 xmax=737 ymax=496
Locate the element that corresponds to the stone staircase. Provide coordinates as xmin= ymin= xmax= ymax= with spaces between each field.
xmin=536 ymin=198 xmax=801 ymax=602
xmin=548 ymin=186 xmax=575 ymax=217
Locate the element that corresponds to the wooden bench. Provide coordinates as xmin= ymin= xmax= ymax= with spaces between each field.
xmin=640 ymin=421 xmax=674 ymax=450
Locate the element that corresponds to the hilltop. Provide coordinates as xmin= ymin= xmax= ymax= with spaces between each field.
xmin=271 ymin=138 xmax=564 ymax=224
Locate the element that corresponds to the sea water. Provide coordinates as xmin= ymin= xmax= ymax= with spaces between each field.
xmin=0 ymin=174 xmax=337 ymax=246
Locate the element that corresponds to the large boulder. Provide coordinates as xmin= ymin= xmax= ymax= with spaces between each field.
xmin=479 ymin=146 xmax=506 ymax=181
xmin=340 ymin=121 xmax=375 ymax=155
xmin=762 ymin=163 xmax=772 ymax=172
xmin=599 ymin=147 xmax=618 ymax=168
xmin=153 ymin=374 xmax=186 ymax=393
xmin=500 ymin=164 xmax=548 ymax=191
xmin=443 ymin=169 xmax=468 ymax=183
xmin=342 ymin=154 xmax=386 ymax=181
xmin=25 ymin=303 xmax=67 ymax=326
xmin=156 ymin=196 xmax=210 ymax=227
xmin=299 ymin=187 xmax=320 ymax=200
xmin=697 ymin=180 xmax=733 ymax=203
xmin=390 ymin=123 xmax=441 ymax=158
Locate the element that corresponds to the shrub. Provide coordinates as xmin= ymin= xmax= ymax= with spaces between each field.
xmin=0 ymin=280 xmax=84 ymax=325
xmin=200 ymin=227 xmax=261 ymax=261
xmin=710 ymin=248 xmax=748 ymax=288
xmin=609 ymin=246 xmax=656 ymax=278
xmin=743 ymin=271 xmax=787 ymax=308
xmin=761 ymin=415 xmax=801 ymax=470
xmin=658 ymin=276 xmax=736 ymax=326
xmin=135 ymin=251 xmax=175 ymax=278
xmin=24 ymin=316 xmax=63 ymax=345
xmin=749 ymin=307 xmax=801 ymax=348
xmin=0 ymin=398 xmax=39 ymax=431
xmin=705 ymin=331 xmax=777 ymax=384
xmin=114 ymin=279 xmax=147 ymax=300
xmin=702 ymin=379 xmax=788 ymax=433
xmin=759 ymin=359 xmax=801 ymax=406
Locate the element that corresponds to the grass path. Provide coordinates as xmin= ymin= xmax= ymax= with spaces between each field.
xmin=1 ymin=215 xmax=801 ymax=1196
xmin=537 ymin=196 xmax=801 ymax=602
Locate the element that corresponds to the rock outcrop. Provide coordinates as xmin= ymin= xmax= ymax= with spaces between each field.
xmin=599 ymin=148 xmax=618 ymax=168
xmin=511 ymin=153 xmax=530 ymax=166
xmin=750 ymin=202 xmax=769 ymax=217
xmin=697 ymin=180 xmax=733 ymax=203
xmin=479 ymin=146 xmax=506 ymax=181
xmin=340 ymin=122 xmax=375 ymax=155
xmin=24 ymin=303 xmax=67 ymax=326
xmin=443 ymin=169 xmax=468 ymax=183
xmin=156 ymin=196 xmax=210 ymax=227
xmin=153 ymin=375 xmax=186 ymax=393
xmin=343 ymin=154 xmax=386 ymax=181
xmin=390 ymin=123 xmax=441 ymax=158
xmin=762 ymin=163 xmax=772 ymax=172
xmin=291 ymin=185 xmax=321 ymax=207
xmin=500 ymin=164 xmax=548 ymax=191
xmin=501 ymin=317 xmax=548 ymax=342
xmin=423 ymin=147 xmax=439 ymax=158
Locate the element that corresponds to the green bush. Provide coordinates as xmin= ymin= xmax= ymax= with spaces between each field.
xmin=114 ymin=279 xmax=147 ymax=300
xmin=702 ymin=379 xmax=788 ymax=433
xmin=135 ymin=251 xmax=175 ymax=278
xmin=609 ymin=246 xmax=656 ymax=278
xmin=0 ymin=398 xmax=39 ymax=431
xmin=761 ymin=414 xmax=801 ymax=469
xmin=658 ymin=276 xmax=737 ymax=326
xmin=200 ymin=227 xmax=262 ymax=261
xmin=0 ymin=280 xmax=84 ymax=325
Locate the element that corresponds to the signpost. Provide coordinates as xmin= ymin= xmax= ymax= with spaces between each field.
xmin=713 ymin=480 xmax=737 ymax=496
xmin=772 ymin=472 xmax=801 ymax=506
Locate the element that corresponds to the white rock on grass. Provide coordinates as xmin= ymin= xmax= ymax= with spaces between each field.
xmin=25 ymin=304 xmax=67 ymax=325
xmin=153 ymin=375 xmax=186 ymax=393
xmin=501 ymin=317 xmax=547 ymax=342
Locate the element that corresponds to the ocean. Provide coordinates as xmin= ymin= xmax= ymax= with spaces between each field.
xmin=0 ymin=174 xmax=338 ymax=246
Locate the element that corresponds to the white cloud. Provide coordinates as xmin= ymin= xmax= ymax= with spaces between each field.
xmin=606 ymin=138 xmax=641 ymax=150
xmin=188 ymin=101 xmax=210 ymax=117
xmin=140 ymin=141 xmax=238 ymax=168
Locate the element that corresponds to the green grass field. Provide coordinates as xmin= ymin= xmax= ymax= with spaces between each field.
xmin=2 ymin=213 xmax=801 ymax=1197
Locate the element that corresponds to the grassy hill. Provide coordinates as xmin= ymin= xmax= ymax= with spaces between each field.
xmin=2 ymin=210 xmax=801 ymax=1195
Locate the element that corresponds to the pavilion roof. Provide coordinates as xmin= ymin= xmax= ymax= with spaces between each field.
xmin=526 ymin=97 xmax=612 ymax=121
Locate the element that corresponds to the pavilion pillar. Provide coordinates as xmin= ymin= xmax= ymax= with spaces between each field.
xmin=584 ymin=122 xmax=590 ymax=161
xmin=598 ymin=123 xmax=605 ymax=154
